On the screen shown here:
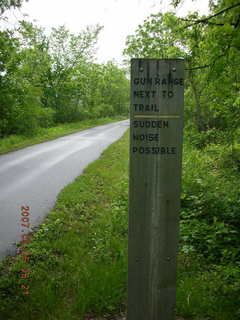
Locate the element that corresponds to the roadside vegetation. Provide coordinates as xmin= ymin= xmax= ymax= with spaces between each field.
xmin=0 ymin=4 xmax=129 ymax=142
xmin=0 ymin=131 xmax=129 ymax=320
xmin=0 ymin=130 xmax=240 ymax=319
xmin=0 ymin=5 xmax=129 ymax=154
xmin=123 ymin=1 xmax=240 ymax=317
xmin=0 ymin=116 xmax=126 ymax=155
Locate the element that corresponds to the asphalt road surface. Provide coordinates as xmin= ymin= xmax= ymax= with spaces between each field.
xmin=0 ymin=120 xmax=129 ymax=261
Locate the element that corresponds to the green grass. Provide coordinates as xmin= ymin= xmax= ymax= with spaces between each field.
xmin=0 ymin=130 xmax=239 ymax=319
xmin=0 ymin=131 xmax=129 ymax=320
xmin=0 ymin=116 xmax=126 ymax=155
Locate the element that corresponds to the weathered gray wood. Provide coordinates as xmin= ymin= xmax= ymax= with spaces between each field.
xmin=128 ymin=59 xmax=184 ymax=320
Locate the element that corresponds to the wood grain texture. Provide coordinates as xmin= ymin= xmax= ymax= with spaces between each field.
xmin=128 ymin=59 xmax=184 ymax=320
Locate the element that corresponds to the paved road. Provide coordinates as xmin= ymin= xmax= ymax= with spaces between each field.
xmin=0 ymin=120 xmax=129 ymax=260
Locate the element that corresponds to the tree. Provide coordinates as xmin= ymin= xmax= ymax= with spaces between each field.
xmin=124 ymin=2 xmax=240 ymax=138
xmin=0 ymin=0 xmax=27 ymax=14
xmin=0 ymin=21 xmax=55 ymax=137
xmin=123 ymin=11 xmax=208 ymax=131
xmin=0 ymin=17 xmax=128 ymax=137
xmin=48 ymin=24 xmax=103 ymax=122
xmin=182 ymin=0 xmax=240 ymax=141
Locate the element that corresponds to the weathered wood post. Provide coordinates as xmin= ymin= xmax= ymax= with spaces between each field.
xmin=128 ymin=59 xmax=184 ymax=320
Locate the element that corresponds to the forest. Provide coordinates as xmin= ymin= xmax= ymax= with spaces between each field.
xmin=0 ymin=0 xmax=129 ymax=139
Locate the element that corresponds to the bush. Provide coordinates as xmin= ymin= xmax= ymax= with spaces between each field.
xmin=180 ymin=143 xmax=240 ymax=265
xmin=0 ymin=119 xmax=8 ymax=138
xmin=184 ymin=126 xmax=227 ymax=149
xmin=38 ymin=107 xmax=56 ymax=128
xmin=98 ymin=104 xmax=115 ymax=117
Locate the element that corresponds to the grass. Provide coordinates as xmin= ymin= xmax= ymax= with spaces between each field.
xmin=0 ymin=130 xmax=129 ymax=320
xmin=0 ymin=116 xmax=126 ymax=155
xmin=0 ymin=130 xmax=239 ymax=319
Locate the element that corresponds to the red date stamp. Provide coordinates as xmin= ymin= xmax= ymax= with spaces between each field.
xmin=18 ymin=205 xmax=32 ymax=295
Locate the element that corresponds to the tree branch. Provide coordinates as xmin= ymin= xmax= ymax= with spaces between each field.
xmin=185 ymin=64 xmax=211 ymax=71
xmin=183 ymin=3 xmax=240 ymax=29
xmin=185 ymin=48 xmax=231 ymax=71
xmin=179 ymin=18 xmax=232 ymax=26
xmin=234 ymin=14 xmax=240 ymax=27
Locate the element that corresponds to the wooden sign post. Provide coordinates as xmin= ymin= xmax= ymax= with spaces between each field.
xmin=128 ymin=59 xmax=184 ymax=320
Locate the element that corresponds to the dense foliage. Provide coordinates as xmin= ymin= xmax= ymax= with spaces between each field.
xmin=124 ymin=0 xmax=240 ymax=316
xmin=124 ymin=0 xmax=240 ymax=141
xmin=0 ymin=20 xmax=129 ymax=138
